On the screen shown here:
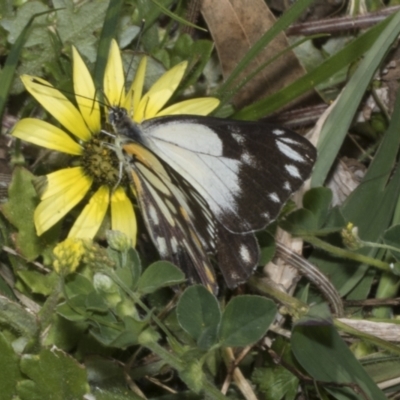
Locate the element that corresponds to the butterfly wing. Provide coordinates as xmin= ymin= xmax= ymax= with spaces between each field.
xmin=111 ymin=110 xmax=316 ymax=291
xmin=140 ymin=115 xmax=316 ymax=234
xmin=121 ymin=142 xmax=220 ymax=293
xmin=216 ymin=224 xmax=259 ymax=289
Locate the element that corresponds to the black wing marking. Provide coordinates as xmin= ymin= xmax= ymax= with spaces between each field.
xmin=141 ymin=115 xmax=316 ymax=234
xmin=122 ymin=142 xmax=219 ymax=293
xmin=122 ymin=142 xmax=260 ymax=292
xmin=216 ymin=224 xmax=259 ymax=289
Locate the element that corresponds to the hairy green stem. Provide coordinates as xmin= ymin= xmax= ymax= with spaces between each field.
xmin=303 ymin=236 xmax=391 ymax=272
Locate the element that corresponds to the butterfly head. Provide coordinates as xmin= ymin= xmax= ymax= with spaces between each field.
xmin=108 ymin=106 xmax=128 ymax=128
xmin=108 ymin=106 xmax=145 ymax=145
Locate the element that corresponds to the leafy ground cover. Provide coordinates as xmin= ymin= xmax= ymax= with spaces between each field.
xmin=1 ymin=0 xmax=400 ymax=399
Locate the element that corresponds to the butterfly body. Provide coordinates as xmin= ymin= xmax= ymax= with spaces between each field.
xmin=109 ymin=107 xmax=316 ymax=293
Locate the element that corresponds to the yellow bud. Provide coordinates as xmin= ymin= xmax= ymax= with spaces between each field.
xmin=53 ymin=238 xmax=85 ymax=274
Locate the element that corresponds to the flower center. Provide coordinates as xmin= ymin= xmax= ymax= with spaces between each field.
xmin=81 ymin=133 xmax=128 ymax=188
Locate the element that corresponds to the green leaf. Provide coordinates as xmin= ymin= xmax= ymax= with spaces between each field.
xmin=257 ymin=231 xmax=276 ymax=266
xmin=0 ymin=2 xmax=51 ymax=94
xmin=42 ymin=314 xmax=86 ymax=350
xmin=0 ymin=6 xmax=56 ymax=118
xmin=311 ymin=88 xmax=400 ymax=297
xmin=303 ymin=187 xmax=333 ymax=227
xmin=57 ymin=302 xmax=88 ymax=322
xmin=91 ymin=387 xmax=145 ymax=400
xmin=1 ymin=168 xmax=45 ymax=259
xmin=85 ymin=291 xmax=109 ymax=313
xmin=253 ymin=364 xmax=298 ymax=400
xmin=0 ymin=333 xmax=22 ymax=399
xmin=292 ymin=321 xmax=387 ymax=400
xmin=383 ymin=225 xmax=400 ymax=261
xmin=218 ymin=295 xmax=276 ymax=347
xmin=89 ymin=310 xmax=118 ymax=326
xmin=90 ymin=325 xmax=122 ymax=347
xmin=90 ymin=316 xmax=150 ymax=349
xmin=64 ymin=274 xmax=94 ymax=298
xmin=0 ymin=272 xmax=15 ymax=300
xmin=176 ymin=285 xmax=221 ymax=349
xmin=312 ymin=11 xmax=400 ymax=186
xmin=17 ymin=270 xmax=59 ymax=296
xmin=363 ymin=354 xmax=400 ymax=385
xmin=112 ymin=248 xmax=142 ymax=290
xmin=0 ymin=296 xmax=38 ymax=339
xmin=280 ymin=208 xmax=318 ymax=234
xmin=254 ymin=335 xmax=300 ymax=400
xmin=323 ymin=207 xmax=347 ymax=231
xmin=62 ymin=294 xmax=91 ymax=319
xmin=234 ymin=11 xmax=393 ymax=120
xmin=137 ymin=261 xmax=185 ymax=294
xmin=114 ymin=263 xmax=134 ymax=290
xmin=86 ymin=356 xmax=145 ymax=399
xmin=18 ymin=348 xmax=89 ymax=400
xmin=53 ymin=0 xmax=110 ymax=63
xmin=175 ymin=39 xmax=214 ymax=93
xmin=280 ymin=188 xmax=345 ymax=236
xmin=93 ymin=0 xmax=124 ymax=89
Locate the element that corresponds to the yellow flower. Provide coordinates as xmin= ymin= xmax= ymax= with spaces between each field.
xmin=53 ymin=238 xmax=85 ymax=274
xmin=12 ymin=39 xmax=220 ymax=245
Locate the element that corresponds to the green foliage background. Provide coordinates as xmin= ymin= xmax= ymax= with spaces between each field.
xmin=1 ymin=0 xmax=400 ymax=399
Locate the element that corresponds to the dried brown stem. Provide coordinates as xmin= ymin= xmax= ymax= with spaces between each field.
xmin=287 ymin=6 xmax=400 ymax=36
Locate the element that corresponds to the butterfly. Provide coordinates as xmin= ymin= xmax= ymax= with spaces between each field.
xmin=108 ymin=106 xmax=317 ymax=294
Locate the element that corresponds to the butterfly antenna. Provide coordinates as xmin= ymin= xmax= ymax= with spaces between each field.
xmin=96 ymin=87 xmax=113 ymax=110
xmin=30 ymin=78 xmax=109 ymax=112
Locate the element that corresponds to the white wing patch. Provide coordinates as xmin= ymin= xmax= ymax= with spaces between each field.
xmin=143 ymin=179 xmax=176 ymax=227
xmin=283 ymin=181 xmax=292 ymax=191
xmin=156 ymin=236 xmax=167 ymax=255
xmin=269 ymin=192 xmax=280 ymax=203
xmin=147 ymin=121 xmax=223 ymax=156
xmin=240 ymin=244 xmax=251 ymax=263
xmin=137 ymin=163 xmax=170 ymax=195
xmin=233 ymin=133 xmax=245 ymax=144
xmin=241 ymin=152 xmax=256 ymax=166
xmin=285 ymin=164 xmax=301 ymax=179
xmin=276 ymin=141 xmax=305 ymax=163
xmin=149 ymin=204 xmax=159 ymax=225
xmin=144 ymin=129 xmax=242 ymax=222
xmin=171 ymin=236 xmax=178 ymax=253
xmin=280 ymin=137 xmax=299 ymax=145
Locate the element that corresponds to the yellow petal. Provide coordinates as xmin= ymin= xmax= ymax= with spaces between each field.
xmin=21 ymin=75 xmax=92 ymax=141
xmin=156 ymin=98 xmax=220 ymax=117
xmin=41 ymin=167 xmax=89 ymax=199
xmin=124 ymin=56 xmax=147 ymax=120
xmin=35 ymin=170 xmax=92 ymax=235
xmin=12 ymin=118 xmax=83 ymax=155
xmin=111 ymin=187 xmax=137 ymax=247
xmin=135 ymin=61 xmax=188 ymax=121
xmin=72 ymin=47 xmax=101 ymax=134
xmin=68 ymin=185 xmax=110 ymax=239
xmin=104 ymin=39 xmax=125 ymax=106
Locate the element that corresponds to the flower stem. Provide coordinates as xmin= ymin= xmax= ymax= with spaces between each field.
xmin=361 ymin=240 xmax=400 ymax=254
xmin=303 ymin=235 xmax=391 ymax=272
